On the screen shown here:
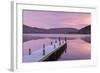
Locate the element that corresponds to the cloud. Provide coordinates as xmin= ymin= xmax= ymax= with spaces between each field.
xmin=23 ymin=10 xmax=91 ymax=29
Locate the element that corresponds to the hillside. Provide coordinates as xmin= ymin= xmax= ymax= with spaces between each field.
xmin=23 ymin=25 xmax=78 ymax=34
xmin=79 ymin=25 xmax=91 ymax=34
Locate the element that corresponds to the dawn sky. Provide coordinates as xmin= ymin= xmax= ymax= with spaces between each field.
xmin=23 ymin=10 xmax=91 ymax=29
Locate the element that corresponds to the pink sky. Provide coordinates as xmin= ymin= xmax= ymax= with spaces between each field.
xmin=23 ymin=10 xmax=91 ymax=29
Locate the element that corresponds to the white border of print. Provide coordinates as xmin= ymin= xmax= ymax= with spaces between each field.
xmin=11 ymin=1 xmax=97 ymax=72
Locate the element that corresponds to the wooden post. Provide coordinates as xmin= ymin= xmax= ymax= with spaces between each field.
xmin=43 ymin=44 xmax=45 ymax=55
xmin=64 ymin=37 xmax=67 ymax=53
xmin=29 ymin=48 xmax=31 ymax=55
xmin=58 ymin=37 xmax=60 ymax=42
xmin=59 ymin=42 xmax=61 ymax=45
xmin=58 ymin=37 xmax=61 ymax=45
xmin=51 ymin=41 xmax=53 ymax=45
xmin=55 ymin=40 xmax=57 ymax=43
xmin=65 ymin=37 xmax=67 ymax=42
xmin=43 ymin=49 xmax=45 ymax=55
xmin=62 ymin=40 xmax=64 ymax=43
xmin=54 ymin=44 xmax=56 ymax=48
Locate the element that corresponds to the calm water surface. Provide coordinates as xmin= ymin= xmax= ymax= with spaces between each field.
xmin=23 ymin=34 xmax=91 ymax=61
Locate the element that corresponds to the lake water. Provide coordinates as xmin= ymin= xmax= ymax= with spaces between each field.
xmin=23 ymin=34 xmax=91 ymax=62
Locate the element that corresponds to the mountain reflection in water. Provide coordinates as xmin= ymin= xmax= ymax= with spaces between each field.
xmin=23 ymin=34 xmax=91 ymax=61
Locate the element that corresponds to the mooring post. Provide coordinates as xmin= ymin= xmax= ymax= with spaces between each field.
xmin=54 ymin=44 xmax=56 ymax=48
xmin=65 ymin=37 xmax=67 ymax=42
xmin=29 ymin=48 xmax=31 ymax=55
xmin=62 ymin=40 xmax=64 ymax=43
xmin=58 ymin=37 xmax=61 ymax=45
xmin=59 ymin=42 xmax=61 ymax=45
xmin=43 ymin=44 xmax=45 ymax=55
xmin=64 ymin=37 xmax=67 ymax=53
xmin=51 ymin=41 xmax=53 ymax=45
xmin=55 ymin=40 xmax=57 ymax=43
xmin=43 ymin=49 xmax=45 ymax=55
xmin=66 ymin=38 xmax=67 ymax=48
xmin=58 ymin=37 xmax=60 ymax=42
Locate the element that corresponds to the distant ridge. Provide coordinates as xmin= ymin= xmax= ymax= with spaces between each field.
xmin=79 ymin=25 xmax=91 ymax=34
xmin=23 ymin=25 xmax=78 ymax=34
xmin=23 ymin=24 xmax=91 ymax=34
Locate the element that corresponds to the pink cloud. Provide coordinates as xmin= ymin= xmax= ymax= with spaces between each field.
xmin=23 ymin=10 xmax=91 ymax=29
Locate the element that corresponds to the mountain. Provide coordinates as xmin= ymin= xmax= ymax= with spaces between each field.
xmin=79 ymin=25 xmax=91 ymax=34
xmin=23 ymin=25 xmax=78 ymax=34
xmin=48 ymin=28 xmax=78 ymax=34
xmin=23 ymin=25 xmax=46 ymax=33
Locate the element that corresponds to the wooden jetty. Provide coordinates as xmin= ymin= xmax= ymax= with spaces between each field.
xmin=39 ymin=43 xmax=67 ymax=61
xmin=23 ymin=40 xmax=67 ymax=62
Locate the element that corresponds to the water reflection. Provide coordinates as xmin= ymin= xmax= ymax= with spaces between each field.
xmin=23 ymin=34 xmax=91 ymax=61
xmin=58 ymin=39 xmax=91 ymax=60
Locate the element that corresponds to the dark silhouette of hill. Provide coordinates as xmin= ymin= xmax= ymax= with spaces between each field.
xmin=48 ymin=28 xmax=78 ymax=34
xmin=23 ymin=25 xmax=46 ymax=33
xmin=79 ymin=25 xmax=91 ymax=34
xmin=23 ymin=25 xmax=78 ymax=34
